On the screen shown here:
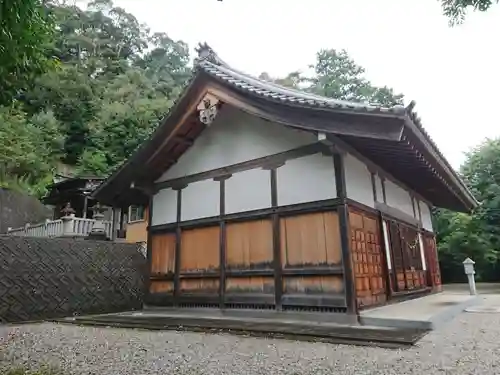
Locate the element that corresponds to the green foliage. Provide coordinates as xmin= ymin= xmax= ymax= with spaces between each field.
xmin=0 ymin=105 xmax=62 ymax=196
xmin=0 ymin=0 xmax=55 ymax=106
xmin=434 ymin=138 xmax=500 ymax=282
xmin=0 ymin=0 xmax=191 ymax=195
xmin=261 ymin=49 xmax=403 ymax=106
xmin=441 ymin=0 xmax=498 ymax=25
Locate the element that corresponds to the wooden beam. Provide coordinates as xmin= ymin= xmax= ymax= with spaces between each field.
xmin=333 ymin=151 xmax=357 ymax=315
xmin=376 ymin=202 xmax=420 ymax=227
xmin=381 ymin=177 xmax=387 ymax=204
xmin=172 ymin=136 xmax=194 ymax=147
xmin=150 ymin=198 xmax=342 ymax=234
xmin=370 ymin=172 xmax=377 ymax=203
xmin=411 ymin=196 xmax=417 ymax=219
xmin=155 ymin=143 xmax=325 ymax=191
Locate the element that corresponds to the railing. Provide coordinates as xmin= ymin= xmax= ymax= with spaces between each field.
xmin=7 ymin=216 xmax=112 ymax=239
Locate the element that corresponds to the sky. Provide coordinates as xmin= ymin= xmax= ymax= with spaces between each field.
xmin=113 ymin=0 xmax=500 ymax=169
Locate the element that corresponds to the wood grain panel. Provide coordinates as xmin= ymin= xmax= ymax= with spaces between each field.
xmin=180 ymin=226 xmax=220 ymax=272
xmin=180 ymin=278 xmax=219 ymax=293
xmin=225 ymin=276 xmax=274 ymax=293
xmin=282 ymin=275 xmax=344 ymax=294
xmin=349 ymin=209 xmax=387 ymax=309
xmin=226 ymin=219 xmax=273 ymax=269
xmin=151 ymin=232 xmax=176 ymax=275
xmin=149 ymin=281 xmax=174 ymax=293
xmin=280 ymin=212 xmax=341 ymax=267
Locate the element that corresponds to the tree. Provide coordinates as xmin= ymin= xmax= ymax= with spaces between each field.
xmin=0 ymin=0 xmax=192 ymax=195
xmin=0 ymin=0 xmax=55 ymax=105
xmin=434 ymin=138 xmax=500 ymax=281
xmin=441 ymin=0 xmax=498 ymax=24
xmin=261 ymin=49 xmax=403 ymax=107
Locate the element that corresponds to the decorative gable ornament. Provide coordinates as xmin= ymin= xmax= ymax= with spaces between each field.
xmin=198 ymin=94 xmax=220 ymax=125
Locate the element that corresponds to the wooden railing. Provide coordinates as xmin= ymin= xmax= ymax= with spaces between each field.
xmin=7 ymin=215 xmax=112 ymax=239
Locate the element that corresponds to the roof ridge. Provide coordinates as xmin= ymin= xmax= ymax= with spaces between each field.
xmin=194 ymin=44 xmax=406 ymax=114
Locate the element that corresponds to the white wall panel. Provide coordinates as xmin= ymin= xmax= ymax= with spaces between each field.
xmin=156 ymin=107 xmax=317 ymax=182
xmin=277 ymin=154 xmax=336 ymax=206
xmin=384 ymin=180 xmax=414 ymax=217
xmin=152 ymin=188 xmax=177 ymax=226
xmin=419 ymin=200 xmax=434 ymax=232
xmin=181 ymin=179 xmax=220 ymax=221
xmin=344 ymin=153 xmax=375 ymax=208
xmin=225 ymin=169 xmax=271 ymax=214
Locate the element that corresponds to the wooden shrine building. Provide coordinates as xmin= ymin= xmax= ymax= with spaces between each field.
xmin=93 ymin=44 xmax=477 ymax=317
xmin=43 ymin=175 xmax=106 ymax=220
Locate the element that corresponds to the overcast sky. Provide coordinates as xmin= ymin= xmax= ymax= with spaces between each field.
xmin=114 ymin=0 xmax=500 ymax=169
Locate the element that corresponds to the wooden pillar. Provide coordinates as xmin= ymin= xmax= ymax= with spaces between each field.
xmin=380 ymin=177 xmax=387 ymax=204
xmin=82 ymin=195 xmax=88 ymax=219
xmin=333 ymin=150 xmax=357 ymax=315
xmin=173 ymin=188 xmax=182 ymax=306
xmin=120 ymin=208 xmax=126 ymax=230
xmin=145 ymin=196 xmax=154 ymax=300
xmin=271 ymin=168 xmax=283 ymax=310
xmin=217 ymin=176 xmax=228 ymax=308
xmin=111 ymin=207 xmax=120 ymax=241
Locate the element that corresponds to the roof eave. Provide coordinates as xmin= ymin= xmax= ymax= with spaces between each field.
xmin=402 ymin=116 xmax=477 ymax=212
xmin=92 ymin=69 xmax=210 ymax=206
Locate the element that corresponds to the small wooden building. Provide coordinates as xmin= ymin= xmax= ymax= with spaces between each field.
xmin=94 ymin=44 xmax=477 ymax=317
xmin=43 ymin=175 xmax=106 ymax=219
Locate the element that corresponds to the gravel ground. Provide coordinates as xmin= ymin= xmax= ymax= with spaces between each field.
xmin=0 ymin=311 xmax=498 ymax=375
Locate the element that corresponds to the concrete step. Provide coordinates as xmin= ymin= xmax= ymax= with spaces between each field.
xmin=359 ymin=293 xmax=479 ymax=330
xmin=57 ymin=310 xmax=430 ymax=348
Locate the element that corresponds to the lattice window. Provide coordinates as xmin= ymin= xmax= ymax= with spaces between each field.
xmin=128 ymin=205 xmax=146 ymax=223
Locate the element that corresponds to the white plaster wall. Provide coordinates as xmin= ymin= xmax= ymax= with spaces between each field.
xmin=156 ymin=107 xmax=317 ymax=182
xmin=374 ymin=174 xmax=384 ymax=202
xmin=385 ymin=180 xmax=414 ymax=218
xmin=152 ymin=188 xmax=177 ymax=226
xmin=276 ymin=154 xmax=336 ymax=206
xmin=181 ymin=179 xmax=220 ymax=221
xmin=419 ymin=200 xmax=434 ymax=232
xmin=344 ymin=153 xmax=375 ymax=208
xmin=225 ymin=169 xmax=271 ymax=214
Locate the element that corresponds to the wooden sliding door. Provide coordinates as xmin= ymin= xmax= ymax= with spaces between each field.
xmin=385 ymin=219 xmax=428 ymax=294
xmin=349 ymin=208 xmax=387 ymax=309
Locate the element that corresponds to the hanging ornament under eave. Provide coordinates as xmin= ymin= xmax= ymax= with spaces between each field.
xmin=198 ymin=96 xmax=219 ymax=125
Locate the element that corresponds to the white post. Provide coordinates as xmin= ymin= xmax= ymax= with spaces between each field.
xmin=61 ymin=214 xmax=75 ymax=236
xmin=463 ymin=257 xmax=476 ymax=296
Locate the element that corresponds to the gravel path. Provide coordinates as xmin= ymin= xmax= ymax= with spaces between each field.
xmin=0 ymin=310 xmax=498 ymax=375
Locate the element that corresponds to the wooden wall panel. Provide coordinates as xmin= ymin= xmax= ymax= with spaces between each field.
xmin=180 ymin=278 xmax=219 ymax=294
xmin=349 ymin=209 xmax=387 ymax=309
xmin=151 ymin=232 xmax=176 ymax=275
xmin=180 ymin=226 xmax=220 ymax=272
xmin=226 ymin=219 xmax=273 ymax=269
xmin=149 ymin=281 xmax=174 ymax=293
xmin=225 ymin=276 xmax=274 ymax=294
xmin=280 ymin=212 xmax=342 ymax=267
xmin=282 ymin=275 xmax=344 ymax=294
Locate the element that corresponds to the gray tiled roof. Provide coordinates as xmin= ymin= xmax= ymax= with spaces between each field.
xmin=196 ymin=59 xmax=406 ymax=116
